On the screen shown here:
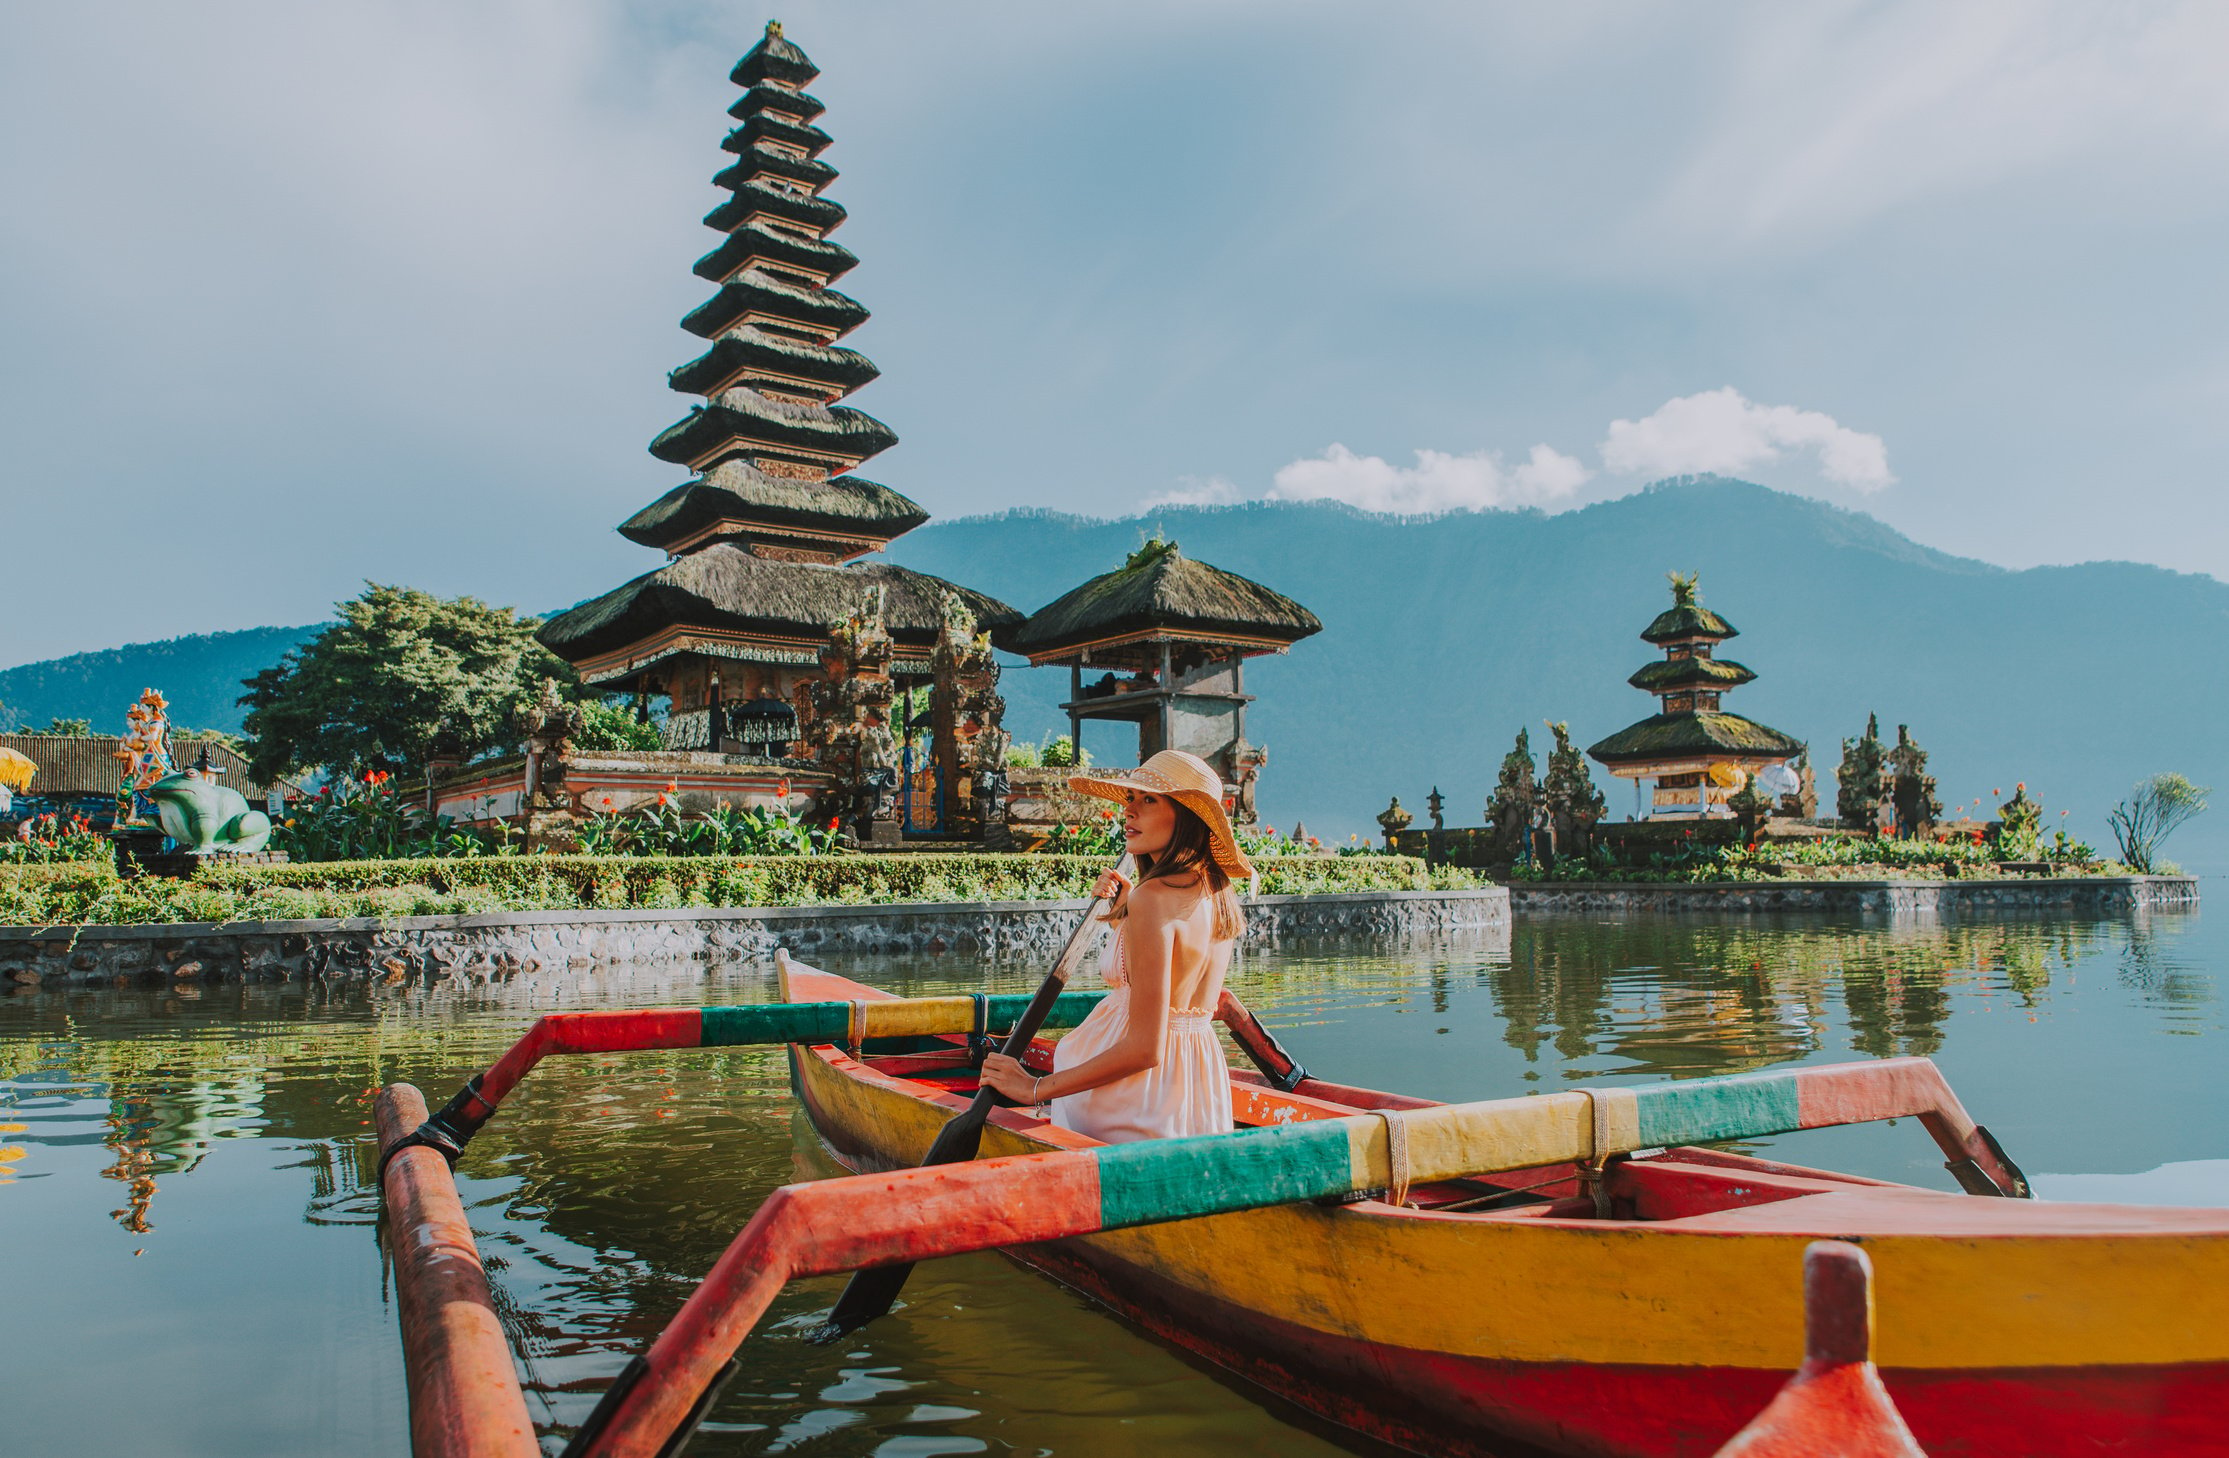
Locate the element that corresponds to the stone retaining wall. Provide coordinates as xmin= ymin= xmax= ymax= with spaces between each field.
xmin=0 ymin=888 xmax=1510 ymax=989
xmin=1509 ymin=875 xmax=2198 ymax=915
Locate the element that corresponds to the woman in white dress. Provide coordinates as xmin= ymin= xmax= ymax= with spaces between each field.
xmin=979 ymin=749 xmax=1249 ymax=1143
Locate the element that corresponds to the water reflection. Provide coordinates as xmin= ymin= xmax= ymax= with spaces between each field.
xmin=0 ymin=907 xmax=2220 ymax=1457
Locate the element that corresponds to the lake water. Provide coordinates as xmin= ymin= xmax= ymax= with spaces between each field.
xmin=4 ymin=905 xmax=2222 ymax=1457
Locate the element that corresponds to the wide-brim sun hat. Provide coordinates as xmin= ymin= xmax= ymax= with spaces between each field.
xmin=1069 ymin=749 xmax=1254 ymax=880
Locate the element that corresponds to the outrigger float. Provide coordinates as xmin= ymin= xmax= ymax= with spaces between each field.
xmin=374 ymin=956 xmax=2229 ymax=1458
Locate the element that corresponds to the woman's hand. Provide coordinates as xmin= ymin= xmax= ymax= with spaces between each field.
xmin=980 ymin=1052 xmax=1042 ymax=1103
xmin=1092 ymin=869 xmax=1132 ymax=904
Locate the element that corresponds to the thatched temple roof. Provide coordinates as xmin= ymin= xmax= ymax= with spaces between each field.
xmin=619 ymin=461 xmax=927 ymax=555
xmin=998 ymin=539 xmax=1320 ymax=663
xmin=1627 ymin=656 xmax=1757 ymax=693
xmin=540 ymin=544 xmax=1019 ymax=670
xmin=1586 ymin=712 xmax=1803 ymax=766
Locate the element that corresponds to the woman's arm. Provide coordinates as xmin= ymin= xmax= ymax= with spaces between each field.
xmin=981 ymin=883 xmax=1181 ymax=1103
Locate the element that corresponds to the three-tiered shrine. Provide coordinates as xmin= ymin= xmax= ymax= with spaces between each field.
xmin=1586 ymin=574 xmax=1802 ymax=818
xmin=535 ymin=23 xmax=1018 ymax=837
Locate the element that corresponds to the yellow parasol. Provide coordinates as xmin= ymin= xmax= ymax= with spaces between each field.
xmin=0 ymin=746 xmax=35 ymax=794
xmin=1708 ymin=762 xmax=1747 ymax=791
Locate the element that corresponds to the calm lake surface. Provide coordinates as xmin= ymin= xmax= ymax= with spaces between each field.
xmin=5 ymin=905 xmax=2223 ymax=1457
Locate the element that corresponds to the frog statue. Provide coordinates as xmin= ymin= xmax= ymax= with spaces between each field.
xmin=143 ymin=772 xmax=274 ymax=854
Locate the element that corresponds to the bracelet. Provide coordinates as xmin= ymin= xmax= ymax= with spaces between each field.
xmin=1030 ymin=1074 xmax=1045 ymax=1104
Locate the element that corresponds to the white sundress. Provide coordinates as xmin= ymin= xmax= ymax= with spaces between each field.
xmin=1048 ymin=923 xmax=1235 ymax=1145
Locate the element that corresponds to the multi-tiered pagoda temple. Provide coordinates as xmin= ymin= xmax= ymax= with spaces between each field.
xmin=1587 ymin=574 xmax=1802 ymax=819
xmin=537 ymin=24 xmax=1018 ymax=833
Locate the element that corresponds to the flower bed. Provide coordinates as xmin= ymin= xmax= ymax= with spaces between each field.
xmin=0 ymin=853 xmax=1481 ymax=927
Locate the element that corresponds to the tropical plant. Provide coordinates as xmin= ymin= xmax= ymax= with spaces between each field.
xmin=0 ymin=812 xmax=110 ymax=864
xmin=26 ymin=717 xmax=92 ymax=736
xmin=574 ymin=784 xmax=841 ymax=857
xmin=240 ymin=584 xmax=572 ymax=787
xmin=2106 ymin=774 xmax=2209 ymax=873
xmin=1995 ymin=784 xmax=2042 ymax=859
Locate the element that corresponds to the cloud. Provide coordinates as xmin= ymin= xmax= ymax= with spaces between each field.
xmin=1599 ymin=388 xmax=1894 ymax=492
xmin=1255 ymin=443 xmax=1592 ymax=515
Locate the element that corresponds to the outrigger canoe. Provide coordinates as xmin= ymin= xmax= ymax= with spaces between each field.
xmin=781 ymin=958 xmax=2229 ymax=1458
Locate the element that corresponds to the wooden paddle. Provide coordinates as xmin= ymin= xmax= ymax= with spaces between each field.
xmin=814 ymin=852 xmax=1135 ymax=1340
xmin=1214 ymin=989 xmax=1311 ymax=1092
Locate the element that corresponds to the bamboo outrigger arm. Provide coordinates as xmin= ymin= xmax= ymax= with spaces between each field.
xmin=377 ymin=988 xmax=1321 ymax=1181
xmin=375 ymin=1050 xmax=2026 ymax=1458
xmin=376 ymin=994 xmax=1113 ymax=1178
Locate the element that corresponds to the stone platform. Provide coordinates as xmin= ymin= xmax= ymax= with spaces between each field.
xmin=0 ymin=887 xmax=1510 ymax=989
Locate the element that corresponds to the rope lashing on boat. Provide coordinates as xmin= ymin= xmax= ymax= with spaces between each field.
xmin=1576 ymin=1088 xmax=1618 ymax=1220
xmin=967 ymin=993 xmax=993 ymax=1066
xmin=1374 ymin=1108 xmax=1415 ymax=1206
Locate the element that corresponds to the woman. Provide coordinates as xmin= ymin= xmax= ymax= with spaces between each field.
xmin=979 ymin=749 xmax=1251 ymax=1143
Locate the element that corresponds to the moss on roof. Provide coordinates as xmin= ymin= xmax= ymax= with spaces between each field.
xmin=540 ymin=544 xmax=1019 ymax=662
xmin=724 ymin=114 xmax=831 ymax=159
xmin=1641 ymin=572 xmax=1737 ymax=643
xmin=730 ymin=24 xmax=818 ymax=89
xmin=730 ymin=83 xmax=825 ymax=124
xmin=648 ymin=388 xmax=896 ymax=469
xmin=680 ymin=268 xmax=867 ymax=341
xmin=705 ymin=179 xmax=846 ymax=236
xmin=619 ymin=461 xmax=927 ymax=551
xmin=998 ymin=538 xmax=1320 ymax=658
xmin=693 ymin=222 xmax=858 ymax=287
xmin=713 ymin=144 xmax=836 ymax=195
xmin=1586 ymin=711 xmax=1803 ymax=765
xmin=1627 ymin=656 xmax=1757 ymax=692
xmin=668 ymin=326 xmax=877 ymax=398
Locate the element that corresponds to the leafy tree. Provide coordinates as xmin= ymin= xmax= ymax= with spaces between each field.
xmin=240 ymin=584 xmax=571 ymax=784
xmin=2107 ymin=773 xmax=2209 ymax=873
xmin=571 ymin=699 xmax=665 ymax=753
xmin=1836 ymin=713 xmax=1888 ymax=832
xmin=27 ymin=717 xmax=92 ymax=736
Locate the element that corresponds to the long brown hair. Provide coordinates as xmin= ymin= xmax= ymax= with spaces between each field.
xmin=1109 ymin=796 xmax=1245 ymax=941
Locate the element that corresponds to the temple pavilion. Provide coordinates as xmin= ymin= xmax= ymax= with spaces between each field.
xmin=1586 ymin=573 xmax=1802 ymax=819
xmin=533 ymin=23 xmax=1018 ymax=834
xmin=998 ymin=539 xmax=1320 ymax=824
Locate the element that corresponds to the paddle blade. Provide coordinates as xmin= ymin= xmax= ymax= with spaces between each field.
xmin=810 ymin=1101 xmax=993 ymax=1341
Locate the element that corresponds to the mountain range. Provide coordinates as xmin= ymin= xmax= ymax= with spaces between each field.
xmin=6 ymin=479 xmax=2222 ymax=873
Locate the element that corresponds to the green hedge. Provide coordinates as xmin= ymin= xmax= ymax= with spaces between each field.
xmin=0 ymin=854 xmax=1482 ymax=927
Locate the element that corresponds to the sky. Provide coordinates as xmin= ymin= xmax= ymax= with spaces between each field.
xmin=4 ymin=0 xmax=2227 ymax=665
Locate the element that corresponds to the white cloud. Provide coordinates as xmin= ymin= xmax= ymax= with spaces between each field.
xmin=1262 ymin=443 xmax=1592 ymax=515
xmin=1599 ymin=388 xmax=1894 ymax=492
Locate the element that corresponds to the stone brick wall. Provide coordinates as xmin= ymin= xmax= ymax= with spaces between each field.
xmin=0 ymin=888 xmax=1510 ymax=989
xmin=1509 ymin=876 xmax=2198 ymax=915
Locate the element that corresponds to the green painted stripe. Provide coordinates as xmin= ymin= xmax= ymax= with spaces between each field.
xmin=986 ymin=992 xmax=1107 ymax=1030
xmin=1096 ymin=1120 xmax=1355 ymax=1230
xmin=1634 ymin=1070 xmax=1804 ymax=1147
xmin=701 ymin=1002 xmax=853 ymax=1047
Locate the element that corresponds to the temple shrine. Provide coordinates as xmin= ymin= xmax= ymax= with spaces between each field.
xmin=998 ymin=538 xmax=1319 ymax=825
xmin=523 ymin=23 xmax=1020 ymax=841
xmin=1586 ymin=573 xmax=1802 ymax=819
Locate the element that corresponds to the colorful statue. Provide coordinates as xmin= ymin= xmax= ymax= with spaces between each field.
xmin=111 ymin=688 xmax=175 ymax=825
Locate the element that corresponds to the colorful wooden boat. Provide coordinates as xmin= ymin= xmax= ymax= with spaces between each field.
xmin=781 ymin=958 xmax=2229 ymax=1458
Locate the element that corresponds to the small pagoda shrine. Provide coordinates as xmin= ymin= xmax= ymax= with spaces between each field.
xmin=1587 ymin=573 xmax=1802 ymax=819
xmin=533 ymin=23 xmax=1020 ymax=839
xmin=997 ymin=538 xmax=1320 ymax=825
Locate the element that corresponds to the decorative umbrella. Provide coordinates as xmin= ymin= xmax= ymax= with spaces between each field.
xmin=1708 ymin=762 xmax=1748 ymax=791
xmin=0 ymin=746 xmax=35 ymax=794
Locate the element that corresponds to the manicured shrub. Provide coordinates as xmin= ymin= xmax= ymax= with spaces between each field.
xmin=0 ymin=853 xmax=1474 ymax=926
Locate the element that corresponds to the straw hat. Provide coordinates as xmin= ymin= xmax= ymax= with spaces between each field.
xmin=1069 ymin=749 xmax=1254 ymax=879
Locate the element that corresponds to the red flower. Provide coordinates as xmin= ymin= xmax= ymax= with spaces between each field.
xmin=828 ymin=816 xmax=840 ymax=830
xmin=777 ymin=779 xmax=791 ymax=798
